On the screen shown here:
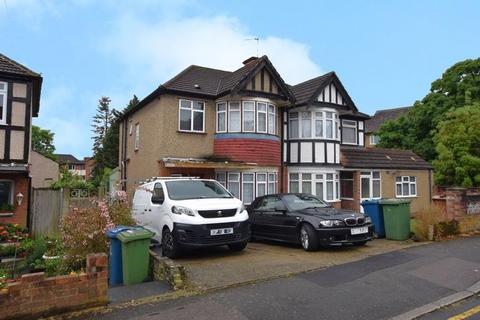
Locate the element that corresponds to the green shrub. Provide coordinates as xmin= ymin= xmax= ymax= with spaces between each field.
xmin=436 ymin=220 xmax=460 ymax=238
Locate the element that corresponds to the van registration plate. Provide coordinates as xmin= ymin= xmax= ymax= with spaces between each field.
xmin=210 ymin=228 xmax=234 ymax=236
xmin=351 ymin=227 xmax=369 ymax=235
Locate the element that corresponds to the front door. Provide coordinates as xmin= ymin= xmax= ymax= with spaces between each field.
xmin=359 ymin=171 xmax=381 ymax=212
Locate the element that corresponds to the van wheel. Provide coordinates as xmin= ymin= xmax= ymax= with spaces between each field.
xmin=228 ymin=241 xmax=248 ymax=252
xmin=162 ymin=229 xmax=180 ymax=259
xmin=300 ymin=224 xmax=319 ymax=251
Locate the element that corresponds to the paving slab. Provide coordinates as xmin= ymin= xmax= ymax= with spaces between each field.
xmin=172 ymin=238 xmax=427 ymax=290
xmin=108 ymin=281 xmax=171 ymax=305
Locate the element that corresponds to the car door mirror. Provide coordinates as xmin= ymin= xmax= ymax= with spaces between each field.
xmin=151 ymin=195 xmax=164 ymax=205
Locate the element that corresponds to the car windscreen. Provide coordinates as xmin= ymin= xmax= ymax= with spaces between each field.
xmin=165 ymin=180 xmax=233 ymax=200
xmin=282 ymin=194 xmax=330 ymax=211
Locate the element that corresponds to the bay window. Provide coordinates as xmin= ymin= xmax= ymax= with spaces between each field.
xmin=396 ymin=176 xmax=417 ymax=197
xmin=268 ymin=173 xmax=276 ymax=194
xmin=227 ymin=173 xmax=240 ymax=198
xmin=228 ymin=102 xmax=241 ymax=132
xmin=257 ymin=102 xmax=267 ymax=133
xmin=242 ymin=173 xmax=255 ymax=204
xmin=288 ymin=172 xmax=339 ymax=201
xmin=315 ymin=112 xmax=323 ymax=137
xmin=216 ymin=102 xmax=227 ymax=132
xmin=342 ymin=120 xmax=357 ymax=144
xmin=325 ymin=112 xmax=333 ymax=139
xmin=242 ymin=101 xmax=255 ymax=132
xmin=301 ymin=112 xmax=311 ymax=138
xmin=268 ymin=104 xmax=276 ymax=134
xmin=315 ymin=174 xmax=324 ymax=200
xmin=301 ymin=173 xmax=312 ymax=194
xmin=289 ymin=173 xmax=299 ymax=193
xmin=289 ymin=112 xmax=299 ymax=139
xmin=256 ymin=173 xmax=267 ymax=197
xmin=179 ymin=99 xmax=205 ymax=132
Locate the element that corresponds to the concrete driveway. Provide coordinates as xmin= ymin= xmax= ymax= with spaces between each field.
xmin=170 ymin=239 xmax=427 ymax=291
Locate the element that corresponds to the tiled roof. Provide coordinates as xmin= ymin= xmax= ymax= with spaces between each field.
xmin=0 ymin=53 xmax=41 ymax=78
xmin=365 ymin=106 xmax=411 ymax=133
xmin=289 ymin=72 xmax=333 ymax=105
xmin=55 ymin=154 xmax=83 ymax=164
xmin=340 ymin=146 xmax=432 ymax=170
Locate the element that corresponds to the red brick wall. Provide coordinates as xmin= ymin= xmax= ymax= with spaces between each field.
xmin=0 ymin=173 xmax=29 ymax=227
xmin=214 ymin=138 xmax=281 ymax=166
xmin=341 ymin=171 xmax=361 ymax=211
xmin=0 ymin=253 xmax=108 ymax=320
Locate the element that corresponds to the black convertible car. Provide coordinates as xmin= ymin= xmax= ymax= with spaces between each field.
xmin=247 ymin=193 xmax=375 ymax=251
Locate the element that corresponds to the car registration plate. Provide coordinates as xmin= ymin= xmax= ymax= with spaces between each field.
xmin=351 ymin=226 xmax=369 ymax=235
xmin=210 ymin=228 xmax=234 ymax=236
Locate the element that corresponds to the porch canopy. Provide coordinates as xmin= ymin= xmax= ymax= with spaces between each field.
xmin=340 ymin=146 xmax=432 ymax=170
xmin=160 ymin=157 xmax=260 ymax=170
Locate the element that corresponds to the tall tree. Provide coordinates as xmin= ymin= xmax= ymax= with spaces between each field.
xmin=91 ymin=97 xmax=114 ymax=184
xmin=122 ymin=94 xmax=139 ymax=114
xmin=432 ymin=104 xmax=480 ymax=187
xmin=31 ymin=125 xmax=56 ymax=160
xmin=377 ymin=58 xmax=480 ymax=162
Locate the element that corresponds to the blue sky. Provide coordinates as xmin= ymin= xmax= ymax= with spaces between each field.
xmin=1 ymin=0 xmax=479 ymax=158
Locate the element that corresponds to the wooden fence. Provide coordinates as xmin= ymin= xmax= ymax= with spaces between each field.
xmin=30 ymin=188 xmax=97 ymax=238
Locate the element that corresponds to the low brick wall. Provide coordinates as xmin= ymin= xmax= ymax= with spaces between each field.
xmin=0 ymin=253 xmax=108 ymax=320
xmin=150 ymin=250 xmax=186 ymax=290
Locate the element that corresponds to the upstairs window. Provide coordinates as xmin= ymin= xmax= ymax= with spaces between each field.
xmin=325 ymin=112 xmax=333 ymax=139
xmin=134 ymin=123 xmax=140 ymax=150
xmin=301 ymin=112 xmax=311 ymax=138
xmin=0 ymin=82 xmax=7 ymax=125
xmin=370 ymin=135 xmax=380 ymax=145
xmin=257 ymin=102 xmax=267 ymax=133
xmin=289 ymin=109 xmax=339 ymax=140
xmin=242 ymin=101 xmax=255 ymax=132
xmin=268 ymin=104 xmax=276 ymax=134
xmin=396 ymin=176 xmax=416 ymax=197
xmin=179 ymin=99 xmax=205 ymax=132
xmin=228 ymin=102 xmax=241 ymax=132
xmin=216 ymin=102 xmax=227 ymax=132
xmin=342 ymin=120 xmax=357 ymax=144
xmin=289 ymin=112 xmax=299 ymax=139
xmin=315 ymin=112 xmax=323 ymax=137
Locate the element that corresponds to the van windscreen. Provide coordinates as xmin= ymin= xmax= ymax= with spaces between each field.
xmin=165 ymin=180 xmax=233 ymax=200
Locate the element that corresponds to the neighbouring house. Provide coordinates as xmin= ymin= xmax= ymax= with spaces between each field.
xmin=55 ymin=154 xmax=87 ymax=180
xmin=30 ymin=150 xmax=59 ymax=188
xmin=84 ymin=156 xmax=95 ymax=181
xmin=119 ymin=56 xmax=432 ymax=213
xmin=364 ymin=106 xmax=411 ymax=147
xmin=0 ymin=53 xmax=42 ymax=227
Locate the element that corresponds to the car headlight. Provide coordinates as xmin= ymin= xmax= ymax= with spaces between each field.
xmin=238 ymin=204 xmax=246 ymax=214
xmin=364 ymin=216 xmax=372 ymax=224
xmin=319 ymin=220 xmax=345 ymax=227
xmin=171 ymin=206 xmax=196 ymax=216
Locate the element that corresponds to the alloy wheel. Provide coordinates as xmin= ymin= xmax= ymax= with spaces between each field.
xmin=300 ymin=227 xmax=309 ymax=249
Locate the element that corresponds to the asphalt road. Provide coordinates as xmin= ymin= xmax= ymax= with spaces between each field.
xmin=418 ymin=295 xmax=480 ymax=320
xmin=77 ymin=237 xmax=480 ymax=320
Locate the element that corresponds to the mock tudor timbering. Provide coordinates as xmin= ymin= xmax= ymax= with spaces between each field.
xmin=119 ymin=55 xmax=432 ymax=212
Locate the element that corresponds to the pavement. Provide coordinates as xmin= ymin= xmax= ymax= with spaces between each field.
xmin=159 ymin=238 xmax=427 ymax=290
xmin=71 ymin=236 xmax=480 ymax=320
xmin=108 ymin=281 xmax=171 ymax=305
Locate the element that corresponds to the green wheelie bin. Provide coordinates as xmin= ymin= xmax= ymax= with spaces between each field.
xmin=117 ymin=227 xmax=155 ymax=285
xmin=379 ymin=199 xmax=411 ymax=241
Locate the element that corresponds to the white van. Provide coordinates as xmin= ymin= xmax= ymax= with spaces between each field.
xmin=132 ymin=177 xmax=250 ymax=258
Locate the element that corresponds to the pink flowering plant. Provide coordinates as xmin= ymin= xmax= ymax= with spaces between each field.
xmin=61 ymin=191 xmax=135 ymax=267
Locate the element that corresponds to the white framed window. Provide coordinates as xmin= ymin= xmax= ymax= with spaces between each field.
xmin=242 ymin=101 xmax=255 ymax=132
xmin=335 ymin=114 xmax=340 ymax=139
xmin=288 ymin=171 xmax=339 ymax=201
xmin=256 ymin=173 xmax=267 ymax=197
xmin=342 ymin=120 xmax=357 ymax=144
xmin=227 ymin=173 xmax=240 ymax=199
xmin=325 ymin=112 xmax=334 ymax=139
xmin=257 ymin=102 xmax=267 ymax=133
xmin=228 ymin=102 xmax=241 ymax=132
xmin=370 ymin=135 xmax=380 ymax=145
xmin=268 ymin=173 xmax=276 ymax=194
xmin=242 ymin=173 xmax=255 ymax=204
xmin=396 ymin=176 xmax=417 ymax=197
xmin=128 ymin=120 xmax=133 ymax=135
xmin=134 ymin=123 xmax=140 ymax=151
xmin=315 ymin=112 xmax=323 ymax=137
xmin=289 ymin=112 xmax=299 ymax=139
xmin=0 ymin=82 xmax=7 ymax=125
xmin=215 ymin=172 xmax=226 ymax=187
xmin=301 ymin=112 xmax=311 ymax=138
xmin=178 ymin=99 xmax=205 ymax=132
xmin=216 ymin=102 xmax=227 ymax=132
xmin=0 ymin=180 xmax=14 ymax=206
xmin=268 ymin=104 xmax=276 ymax=134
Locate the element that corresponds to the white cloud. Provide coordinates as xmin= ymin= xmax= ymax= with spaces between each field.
xmin=102 ymin=14 xmax=322 ymax=86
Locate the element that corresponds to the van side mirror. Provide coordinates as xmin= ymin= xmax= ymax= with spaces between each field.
xmin=151 ymin=195 xmax=164 ymax=204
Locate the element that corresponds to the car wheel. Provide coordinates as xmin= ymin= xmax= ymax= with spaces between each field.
xmin=353 ymin=241 xmax=367 ymax=246
xmin=299 ymin=224 xmax=319 ymax=251
xmin=162 ymin=228 xmax=180 ymax=259
xmin=228 ymin=241 xmax=248 ymax=252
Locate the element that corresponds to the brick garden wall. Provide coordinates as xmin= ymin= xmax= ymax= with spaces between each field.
xmin=0 ymin=253 xmax=108 ymax=320
xmin=434 ymin=187 xmax=480 ymax=233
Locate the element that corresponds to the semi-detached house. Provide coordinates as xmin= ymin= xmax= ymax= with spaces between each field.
xmin=119 ymin=56 xmax=432 ymax=213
